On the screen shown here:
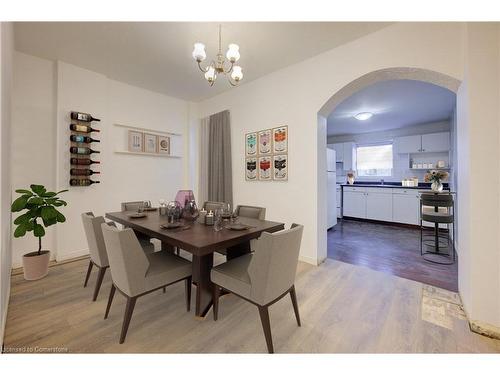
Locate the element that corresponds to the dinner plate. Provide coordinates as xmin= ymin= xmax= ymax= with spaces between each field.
xmin=226 ymin=223 xmax=250 ymax=231
xmin=127 ymin=213 xmax=147 ymax=219
xmin=160 ymin=222 xmax=183 ymax=229
xmin=143 ymin=207 xmax=157 ymax=211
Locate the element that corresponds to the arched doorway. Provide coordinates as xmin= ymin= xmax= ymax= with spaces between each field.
xmin=316 ymin=67 xmax=461 ymax=271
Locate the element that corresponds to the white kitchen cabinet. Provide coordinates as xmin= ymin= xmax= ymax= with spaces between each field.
xmin=394 ymin=135 xmax=421 ymax=153
xmin=336 ymin=186 xmax=341 ymax=218
xmin=332 ymin=143 xmax=344 ymax=162
xmin=421 ymin=132 xmax=450 ymax=152
xmin=342 ymin=142 xmax=354 ymax=171
xmin=343 ymin=189 xmax=366 ymax=218
xmin=392 ymin=189 xmax=420 ymax=225
xmin=366 ymin=189 xmax=393 ymax=222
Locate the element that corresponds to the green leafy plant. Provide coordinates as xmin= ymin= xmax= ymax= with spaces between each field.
xmin=11 ymin=185 xmax=68 ymax=255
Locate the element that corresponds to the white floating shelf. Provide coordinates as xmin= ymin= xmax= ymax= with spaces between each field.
xmin=409 ymin=167 xmax=451 ymax=170
xmin=114 ymin=150 xmax=181 ymax=158
xmin=113 ymin=123 xmax=182 ymax=136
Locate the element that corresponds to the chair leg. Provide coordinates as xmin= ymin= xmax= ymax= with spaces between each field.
xmin=104 ymin=284 xmax=116 ymax=319
xmin=162 ymin=287 xmax=166 ymax=293
xmin=185 ymin=276 xmax=192 ymax=312
xmin=119 ymin=296 xmax=137 ymax=344
xmin=83 ymin=260 xmax=93 ymax=287
xmin=92 ymin=266 xmax=107 ymax=301
xmin=258 ymin=305 xmax=274 ymax=354
xmin=289 ymin=285 xmax=301 ymax=327
xmin=213 ymin=284 xmax=220 ymax=321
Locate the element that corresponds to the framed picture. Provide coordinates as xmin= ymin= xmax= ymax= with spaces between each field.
xmin=273 ymin=126 xmax=288 ymax=153
xmin=245 ymin=157 xmax=258 ymax=181
xmin=258 ymin=156 xmax=272 ymax=181
xmin=245 ymin=132 xmax=257 ymax=156
xmin=273 ymin=154 xmax=288 ymax=181
xmin=144 ymin=133 xmax=158 ymax=153
xmin=158 ymin=135 xmax=170 ymax=155
xmin=258 ymin=129 xmax=272 ymax=155
xmin=128 ymin=130 xmax=143 ymax=152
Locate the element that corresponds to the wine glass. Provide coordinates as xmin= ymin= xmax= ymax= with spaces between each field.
xmin=214 ymin=209 xmax=224 ymax=231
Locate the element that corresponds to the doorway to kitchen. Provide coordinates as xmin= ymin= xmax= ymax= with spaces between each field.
xmin=322 ymin=69 xmax=459 ymax=291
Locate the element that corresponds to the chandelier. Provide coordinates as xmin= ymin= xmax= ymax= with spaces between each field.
xmin=192 ymin=25 xmax=243 ymax=86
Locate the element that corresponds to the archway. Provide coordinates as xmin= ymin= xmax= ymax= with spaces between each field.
xmin=316 ymin=67 xmax=461 ymax=265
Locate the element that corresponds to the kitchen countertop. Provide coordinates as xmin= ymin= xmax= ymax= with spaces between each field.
xmin=340 ymin=182 xmax=449 ymax=190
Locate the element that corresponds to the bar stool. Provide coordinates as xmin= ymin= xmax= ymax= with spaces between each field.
xmin=420 ymin=192 xmax=455 ymax=265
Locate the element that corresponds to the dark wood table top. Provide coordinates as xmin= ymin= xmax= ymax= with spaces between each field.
xmin=105 ymin=211 xmax=285 ymax=256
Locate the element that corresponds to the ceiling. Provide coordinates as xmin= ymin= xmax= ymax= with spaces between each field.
xmin=327 ymin=79 xmax=456 ymax=136
xmin=14 ymin=22 xmax=391 ymax=102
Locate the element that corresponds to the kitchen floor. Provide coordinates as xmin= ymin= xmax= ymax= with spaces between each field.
xmin=328 ymin=219 xmax=458 ymax=292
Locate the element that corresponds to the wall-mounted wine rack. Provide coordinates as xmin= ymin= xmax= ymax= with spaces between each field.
xmin=69 ymin=111 xmax=101 ymax=187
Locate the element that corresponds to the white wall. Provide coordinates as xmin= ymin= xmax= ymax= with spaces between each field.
xmin=196 ymin=22 xmax=463 ymax=266
xmin=11 ymin=54 xmax=191 ymax=266
xmin=0 ymin=21 xmax=14 ymax=348
xmin=328 ymin=120 xmax=452 ymax=183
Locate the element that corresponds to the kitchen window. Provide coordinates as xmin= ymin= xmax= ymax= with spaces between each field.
xmin=356 ymin=143 xmax=393 ymax=177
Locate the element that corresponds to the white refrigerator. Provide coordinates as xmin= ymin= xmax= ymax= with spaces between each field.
xmin=327 ymin=148 xmax=337 ymax=229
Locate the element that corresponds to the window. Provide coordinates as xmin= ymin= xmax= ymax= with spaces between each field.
xmin=356 ymin=143 xmax=393 ymax=177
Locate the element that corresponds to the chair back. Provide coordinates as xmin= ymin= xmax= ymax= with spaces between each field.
xmin=235 ymin=205 xmax=266 ymax=220
xmin=248 ymin=224 xmax=304 ymax=305
xmin=203 ymin=201 xmax=225 ymax=213
xmin=420 ymin=193 xmax=454 ymax=208
xmin=81 ymin=212 xmax=111 ymax=268
xmin=101 ymin=223 xmax=150 ymax=297
xmin=121 ymin=201 xmax=144 ymax=212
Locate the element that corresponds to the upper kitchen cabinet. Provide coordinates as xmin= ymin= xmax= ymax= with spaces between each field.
xmin=330 ymin=142 xmax=355 ymax=170
xmin=394 ymin=132 xmax=450 ymax=153
xmin=421 ymin=132 xmax=450 ymax=152
xmin=394 ymin=134 xmax=421 ymax=153
xmin=331 ymin=143 xmax=344 ymax=162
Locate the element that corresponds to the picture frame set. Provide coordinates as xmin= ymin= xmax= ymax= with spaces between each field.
xmin=128 ymin=130 xmax=170 ymax=155
xmin=245 ymin=126 xmax=288 ymax=181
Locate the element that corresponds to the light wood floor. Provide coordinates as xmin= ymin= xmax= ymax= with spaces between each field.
xmin=3 ymin=257 xmax=500 ymax=353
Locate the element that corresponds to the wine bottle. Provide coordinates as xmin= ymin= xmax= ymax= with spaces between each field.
xmin=71 ymin=111 xmax=101 ymax=122
xmin=70 ymin=158 xmax=100 ymax=166
xmin=70 ymin=146 xmax=100 ymax=155
xmin=70 ymin=135 xmax=100 ymax=143
xmin=70 ymin=124 xmax=100 ymax=133
xmin=70 ymin=179 xmax=100 ymax=186
xmin=70 ymin=168 xmax=100 ymax=176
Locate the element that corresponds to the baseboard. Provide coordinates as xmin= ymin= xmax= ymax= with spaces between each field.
xmin=299 ymin=254 xmax=321 ymax=266
xmin=1 ymin=276 xmax=11 ymax=352
xmin=461 ymin=302 xmax=500 ymax=340
xmin=56 ymin=249 xmax=89 ymax=262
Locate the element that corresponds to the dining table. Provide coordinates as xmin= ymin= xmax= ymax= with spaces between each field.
xmin=105 ymin=210 xmax=285 ymax=317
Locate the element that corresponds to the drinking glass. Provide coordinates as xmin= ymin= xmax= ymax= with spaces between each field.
xmin=214 ymin=209 xmax=223 ymax=232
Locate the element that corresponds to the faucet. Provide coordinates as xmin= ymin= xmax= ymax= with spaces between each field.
xmin=380 ymin=179 xmax=384 ymax=185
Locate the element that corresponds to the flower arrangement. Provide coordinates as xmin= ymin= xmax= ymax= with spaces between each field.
xmin=346 ymin=171 xmax=355 ymax=185
xmin=424 ymin=170 xmax=449 ymax=183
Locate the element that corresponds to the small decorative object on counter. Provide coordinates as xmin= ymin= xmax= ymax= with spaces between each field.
xmin=347 ymin=171 xmax=355 ymax=185
xmin=412 ymin=177 xmax=419 ymax=186
xmin=166 ymin=201 xmax=182 ymax=220
xmin=159 ymin=199 xmax=168 ymax=216
xmin=198 ymin=209 xmax=207 ymax=224
xmin=437 ymin=160 xmax=446 ymax=168
xmin=417 ymin=163 xmax=423 ymax=169
xmin=425 ymin=170 xmax=449 ymax=192
xmin=205 ymin=210 xmax=214 ymax=226
xmin=213 ymin=209 xmax=223 ymax=232
xmin=182 ymin=199 xmax=199 ymax=222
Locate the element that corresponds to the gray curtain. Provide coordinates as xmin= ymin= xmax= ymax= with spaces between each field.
xmin=198 ymin=117 xmax=210 ymax=206
xmin=208 ymin=110 xmax=233 ymax=207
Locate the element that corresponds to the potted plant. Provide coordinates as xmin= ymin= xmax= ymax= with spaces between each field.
xmin=424 ymin=170 xmax=449 ymax=192
xmin=11 ymin=185 xmax=68 ymax=280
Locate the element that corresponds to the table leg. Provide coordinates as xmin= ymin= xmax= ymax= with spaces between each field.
xmin=161 ymin=241 xmax=176 ymax=254
xmin=226 ymin=241 xmax=251 ymax=261
xmin=192 ymin=253 xmax=214 ymax=317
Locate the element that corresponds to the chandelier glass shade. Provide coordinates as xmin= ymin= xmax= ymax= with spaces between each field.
xmin=192 ymin=25 xmax=243 ymax=86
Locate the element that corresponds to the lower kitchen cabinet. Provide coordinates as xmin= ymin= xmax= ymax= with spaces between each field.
xmin=392 ymin=191 xmax=420 ymax=225
xmin=343 ymin=190 xmax=366 ymax=218
xmin=366 ymin=189 xmax=393 ymax=222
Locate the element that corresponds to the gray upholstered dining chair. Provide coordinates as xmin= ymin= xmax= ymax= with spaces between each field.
xmin=203 ymin=200 xmax=226 ymax=213
xmin=234 ymin=205 xmax=266 ymax=220
xmin=120 ymin=201 xmax=154 ymax=253
xmin=101 ymin=223 xmax=192 ymax=344
xmin=81 ymin=212 xmax=114 ymax=301
xmin=211 ymin=223 xmax=304 ymax=353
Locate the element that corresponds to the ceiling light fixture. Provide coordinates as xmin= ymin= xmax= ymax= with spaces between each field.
xmin=192 ymin=25 xmax=243 ymax=87
xmin=354 ymin=112 xmax=373 ymax=121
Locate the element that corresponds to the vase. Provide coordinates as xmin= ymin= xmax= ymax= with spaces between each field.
xmin=182 ymin=199 xmax=200 ymax=222
xmin=347 ymin=176 xmax=355 ymax=185
xmin=431 ymin=181 xmax=443 ymax=192
xmin=23 ymin=250 xmax=50 ymax=280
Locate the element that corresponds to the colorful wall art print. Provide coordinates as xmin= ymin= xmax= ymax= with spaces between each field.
xmin=273 ymin=126 xmax=288 ymax=153
xmin=258 ymin=129 xmax=272 ymax=155
xmin=273 ymin=154 xmax=288 ymax=181
xmin=245 ymin=132 xmax=257 ymax=156
xmin=245 ymin=157 xmax=258 ymax=181
xmin=158 ymin=135 xmax=171 ymax=154
xmin=258 ymin=156 xmax=272 ymax=180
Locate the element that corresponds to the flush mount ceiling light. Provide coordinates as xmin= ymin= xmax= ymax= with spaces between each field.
xmin=192 ymin=25 xmax=243 ymax=87
xmin=354 ymin=112 xmax=373 ymax=121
